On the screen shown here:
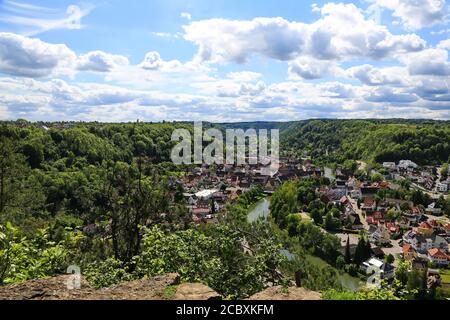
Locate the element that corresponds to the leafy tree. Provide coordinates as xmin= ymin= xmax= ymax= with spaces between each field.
xmin=386 ymin=254 xmax=395 ymax=264
xmin=135 ymin=223 xmax=286 ymax=299
xmin=310 ymin=209 xmax=323 ymax=225
xmin=324 ymin=212 xmax=334 ymax=231
xmin=101 ymin=161 xmax=171 ymax=263
xmin=0 ymin=138 xmax=25 ymax=212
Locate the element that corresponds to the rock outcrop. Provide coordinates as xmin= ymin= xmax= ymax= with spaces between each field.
xmin=248 ymin=286 xmax=322 ymax=300
xmin=0 ymin=275 xmax=321 ymax=300
xmin=0 ymin=273 xmax=219 ymax=300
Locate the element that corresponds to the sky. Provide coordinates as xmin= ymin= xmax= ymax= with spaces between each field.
xmin=0 ymin=0 xmax=449 ymax=122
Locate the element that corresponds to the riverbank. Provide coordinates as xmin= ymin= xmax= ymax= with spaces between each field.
xmin=247 ymin=197 xmax=364 ymax=292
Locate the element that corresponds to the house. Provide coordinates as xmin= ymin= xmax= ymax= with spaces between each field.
xmin=361 ymin=198 xmax=376 ymax=213
xmin=437 ymin=182 xmax=448 ymax=193
xmin=344 ymin=213 xmax=364 ymax=230
xmin=383 ymin=162 xmax=396 ymax=170
xmin=366 ymin=213 xmax=383 ymax=225
xmin=445 ymin=224 xmax=450 ymax=236
xmin=427 ymin=248 xmax=449 ymax=266
xmin=426 ymin=203 xmax=442 ymax=215
xmin=195 ymin=189 xmax=219 ymax=200
xmin=368 ymin=224 xmax=391 ymax=246
xmin=361 ymin=258 xmax=395 ymax=280
xmin=402 ymin=244 xmax=417 ymax=261
xmin=340 ymin=196 xmax=350 ymax=205
xmin=385 ymin=222 xmax=400 ymax=235
xmin=398 ymin=160 xmax=418 ymax=171
xmin=183 ymin=193 xmax=197 ymax=206
xmin=349 ymin=189 xmax=362 ymax=199
xmin=192 ymin=207 xmax=210 ymax=216
xmin=403 ymin=231 xmax=449 ymax=254
xmin=418 ymin=222 xmax=434 ymax=236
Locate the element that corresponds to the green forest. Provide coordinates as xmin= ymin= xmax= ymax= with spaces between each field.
xmin=281 ymin=119 xmax=450 ymax=165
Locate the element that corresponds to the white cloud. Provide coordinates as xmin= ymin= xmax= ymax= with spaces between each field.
xmin=0 ymin=32 xmax=76 ymax=77
xmin=365 ymin=87 xmax=418 ymax=103
xmin=1 ymin=77 xmax=449 ymax=121
xmin=151 ymin=32 xmax=173 ymax=38
xmin=181 ymin=12 xmax=192 ymax=21
xmin=369 ymin=0 xmax=448 ymax=30
xmin=77 ymin=51 xmax=129 ymax=73
xmin=404 ymin=49 xmax=450 ymax=76
xmin=139 ymin=51 xmax=164 ymax=70
xmin=347 ymin=64 xmax=408 ymax=86
xmin=288 ymin=57 xmax=343 ymax=80
xmin=437 ymin=39 xmax=450 ymax=50
xmin=183 ymin=3 xmax=426 ymax=64
xmin=226 ymin=71 xmax=262 ymax=82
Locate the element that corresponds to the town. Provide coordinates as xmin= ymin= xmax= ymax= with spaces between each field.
xmin=178 ymin=156 xmax=450 ymax=290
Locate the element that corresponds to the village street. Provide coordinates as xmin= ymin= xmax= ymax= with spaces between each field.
xmin=349 ymin=197 xmax=368 ymax=230
xmin=347 ymin=196 xmax=403 ymax=259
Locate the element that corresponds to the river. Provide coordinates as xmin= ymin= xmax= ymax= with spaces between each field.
xmin=247 ymin=198 xmax=271 ymax=222
xmin=247 ymin=198 xmax=363 ymax=291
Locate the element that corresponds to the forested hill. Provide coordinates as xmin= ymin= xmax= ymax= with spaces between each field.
xmin=2 ymin=119 xmax=450 ymax=167
xmin=280 ymin=119 xmax=450 ymax=165
xmin=0 ymin=121 xmax=192 ymax=168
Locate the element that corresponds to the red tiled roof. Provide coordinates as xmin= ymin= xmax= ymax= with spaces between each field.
xmin=192 ymin=207 xmax=210 ymax=215
xmin=419 ymin=222 xmax=432 ymax=229
xmin=428 ymin=248 xmax=449 ymax=259
xmin=403 ymin=244 xmax=414 ymax=254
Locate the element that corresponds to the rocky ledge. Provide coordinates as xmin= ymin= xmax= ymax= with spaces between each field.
xmin=0 ymin=274 xmax=320 ymax=300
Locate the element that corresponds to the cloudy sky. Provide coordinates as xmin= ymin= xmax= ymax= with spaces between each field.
xmin=0 ymin=0 xmax=449 ymax=122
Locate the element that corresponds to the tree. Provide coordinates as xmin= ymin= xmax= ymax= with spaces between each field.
xmin=407 ymin=267 xmax=428 ymax=299
xmin=310 ymin=209 xmax=323 ymax=225
xmin=0 ymin=138 xmax=25 ymax=213
xmin=354 ymin=236 xmax=371 ymax=265
xmin=371 ymin=173 xmax=383 ymax=183
xmin=324 ymin=212 xmax=334 ymax=231
xmin=385 ymin=208 xmax=400 ymax=221
xmin=336 ymin=256 xmax=345 ymax=270
xmin=21 ymin=141 xmax=44 ymax=168
xmin=386 ymin=254 xmax=395 ymax=264
xmin=101 ymin=161 xmax=170 ymax=263
xmin=344 ymin=235 xmax=351 ymax=264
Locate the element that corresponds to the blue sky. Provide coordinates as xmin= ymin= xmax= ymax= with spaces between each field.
xmin=0 ymin=0 xmax=449 ymax=121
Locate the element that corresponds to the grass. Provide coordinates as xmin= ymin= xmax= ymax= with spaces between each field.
xmin=163 ymin=285 xmax=178 ymax=300
xmin=440 ymin=270 xmax=450 ymax=284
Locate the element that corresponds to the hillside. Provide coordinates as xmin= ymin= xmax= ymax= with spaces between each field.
xmin=281 ymin=119 xmax=450 ymax=165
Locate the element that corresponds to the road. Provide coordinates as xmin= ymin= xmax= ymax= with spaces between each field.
xmin=348 ymin=196 xmax=403 ymax=259
xmin=349 ymin=197 xmax=368 ymax=230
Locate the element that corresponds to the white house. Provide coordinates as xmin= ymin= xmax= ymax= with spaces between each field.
xmin=398 ymin=160 xmax=418 ymax=171
xmin=362 ymin=258 xmax=395 ymax=280
xmin=437 ymin=182 xmax=448 ymax=193
xmin=368 ymin=224 xmax=391 ymax=246
xmin=195 ymin=189 xmax=219 ymax=200
xmin=383 ymin=162 xmax=396 ymax=170
xmin=426 ymin=203 xmax=442 ymax=215
xmin=403 ymin=231 xmax=449 ymax=254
